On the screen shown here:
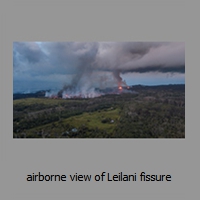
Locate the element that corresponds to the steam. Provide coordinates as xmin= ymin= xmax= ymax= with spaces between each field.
xmin=45 ymin=90 xmax=59 ymax=98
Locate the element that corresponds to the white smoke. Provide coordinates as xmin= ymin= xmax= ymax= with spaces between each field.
xmin=62 ymin=88 xmax=103 ymax=99
xmin=45 ymin=90 xmax=59 ymax=98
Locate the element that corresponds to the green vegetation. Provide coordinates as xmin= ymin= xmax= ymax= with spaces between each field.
xmin=13 ymin=85 xmax=185 ymax=138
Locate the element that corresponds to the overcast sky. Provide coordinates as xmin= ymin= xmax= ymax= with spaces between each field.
xmin=13 ymin=42 xmax=185 ymax=93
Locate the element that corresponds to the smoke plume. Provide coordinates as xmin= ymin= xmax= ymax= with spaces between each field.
xmin=13 ymin=42 xmax=185 ymax=97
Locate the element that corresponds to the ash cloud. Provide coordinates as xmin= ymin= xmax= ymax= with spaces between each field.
xmin=13 ymin=42 xmax=185 ymax=96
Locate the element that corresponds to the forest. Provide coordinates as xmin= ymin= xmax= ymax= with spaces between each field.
xmin=13 ymin=84 xmax=185 ymax=138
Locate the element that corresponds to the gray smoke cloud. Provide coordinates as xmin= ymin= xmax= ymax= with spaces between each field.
xmin=13 ymin=42 xmax=185 ymax=96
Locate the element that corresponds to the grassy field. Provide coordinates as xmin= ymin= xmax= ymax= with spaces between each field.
xmin=13 ymin=97 xmax=86 ymax=106
xmin=63 ymin=108 xmax=120 ymax=131
xmin=24 ymin=107 xmax=121 ymax=138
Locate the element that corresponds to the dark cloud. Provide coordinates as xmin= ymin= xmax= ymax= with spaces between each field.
xmin=121 ymin=65 xmax=185 ymax=74
xmin=94 ymin=42 xmax=185 ymax=73
xmin=13 ymin=42 xmax=46 ymax=64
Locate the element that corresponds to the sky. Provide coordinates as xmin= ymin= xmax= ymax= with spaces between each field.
xmin=13 ymin=42 xmax=185 ymax=93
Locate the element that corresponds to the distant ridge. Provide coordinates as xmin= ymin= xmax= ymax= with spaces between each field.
xmin=13 ymin=84 xmax=185 ymax=100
